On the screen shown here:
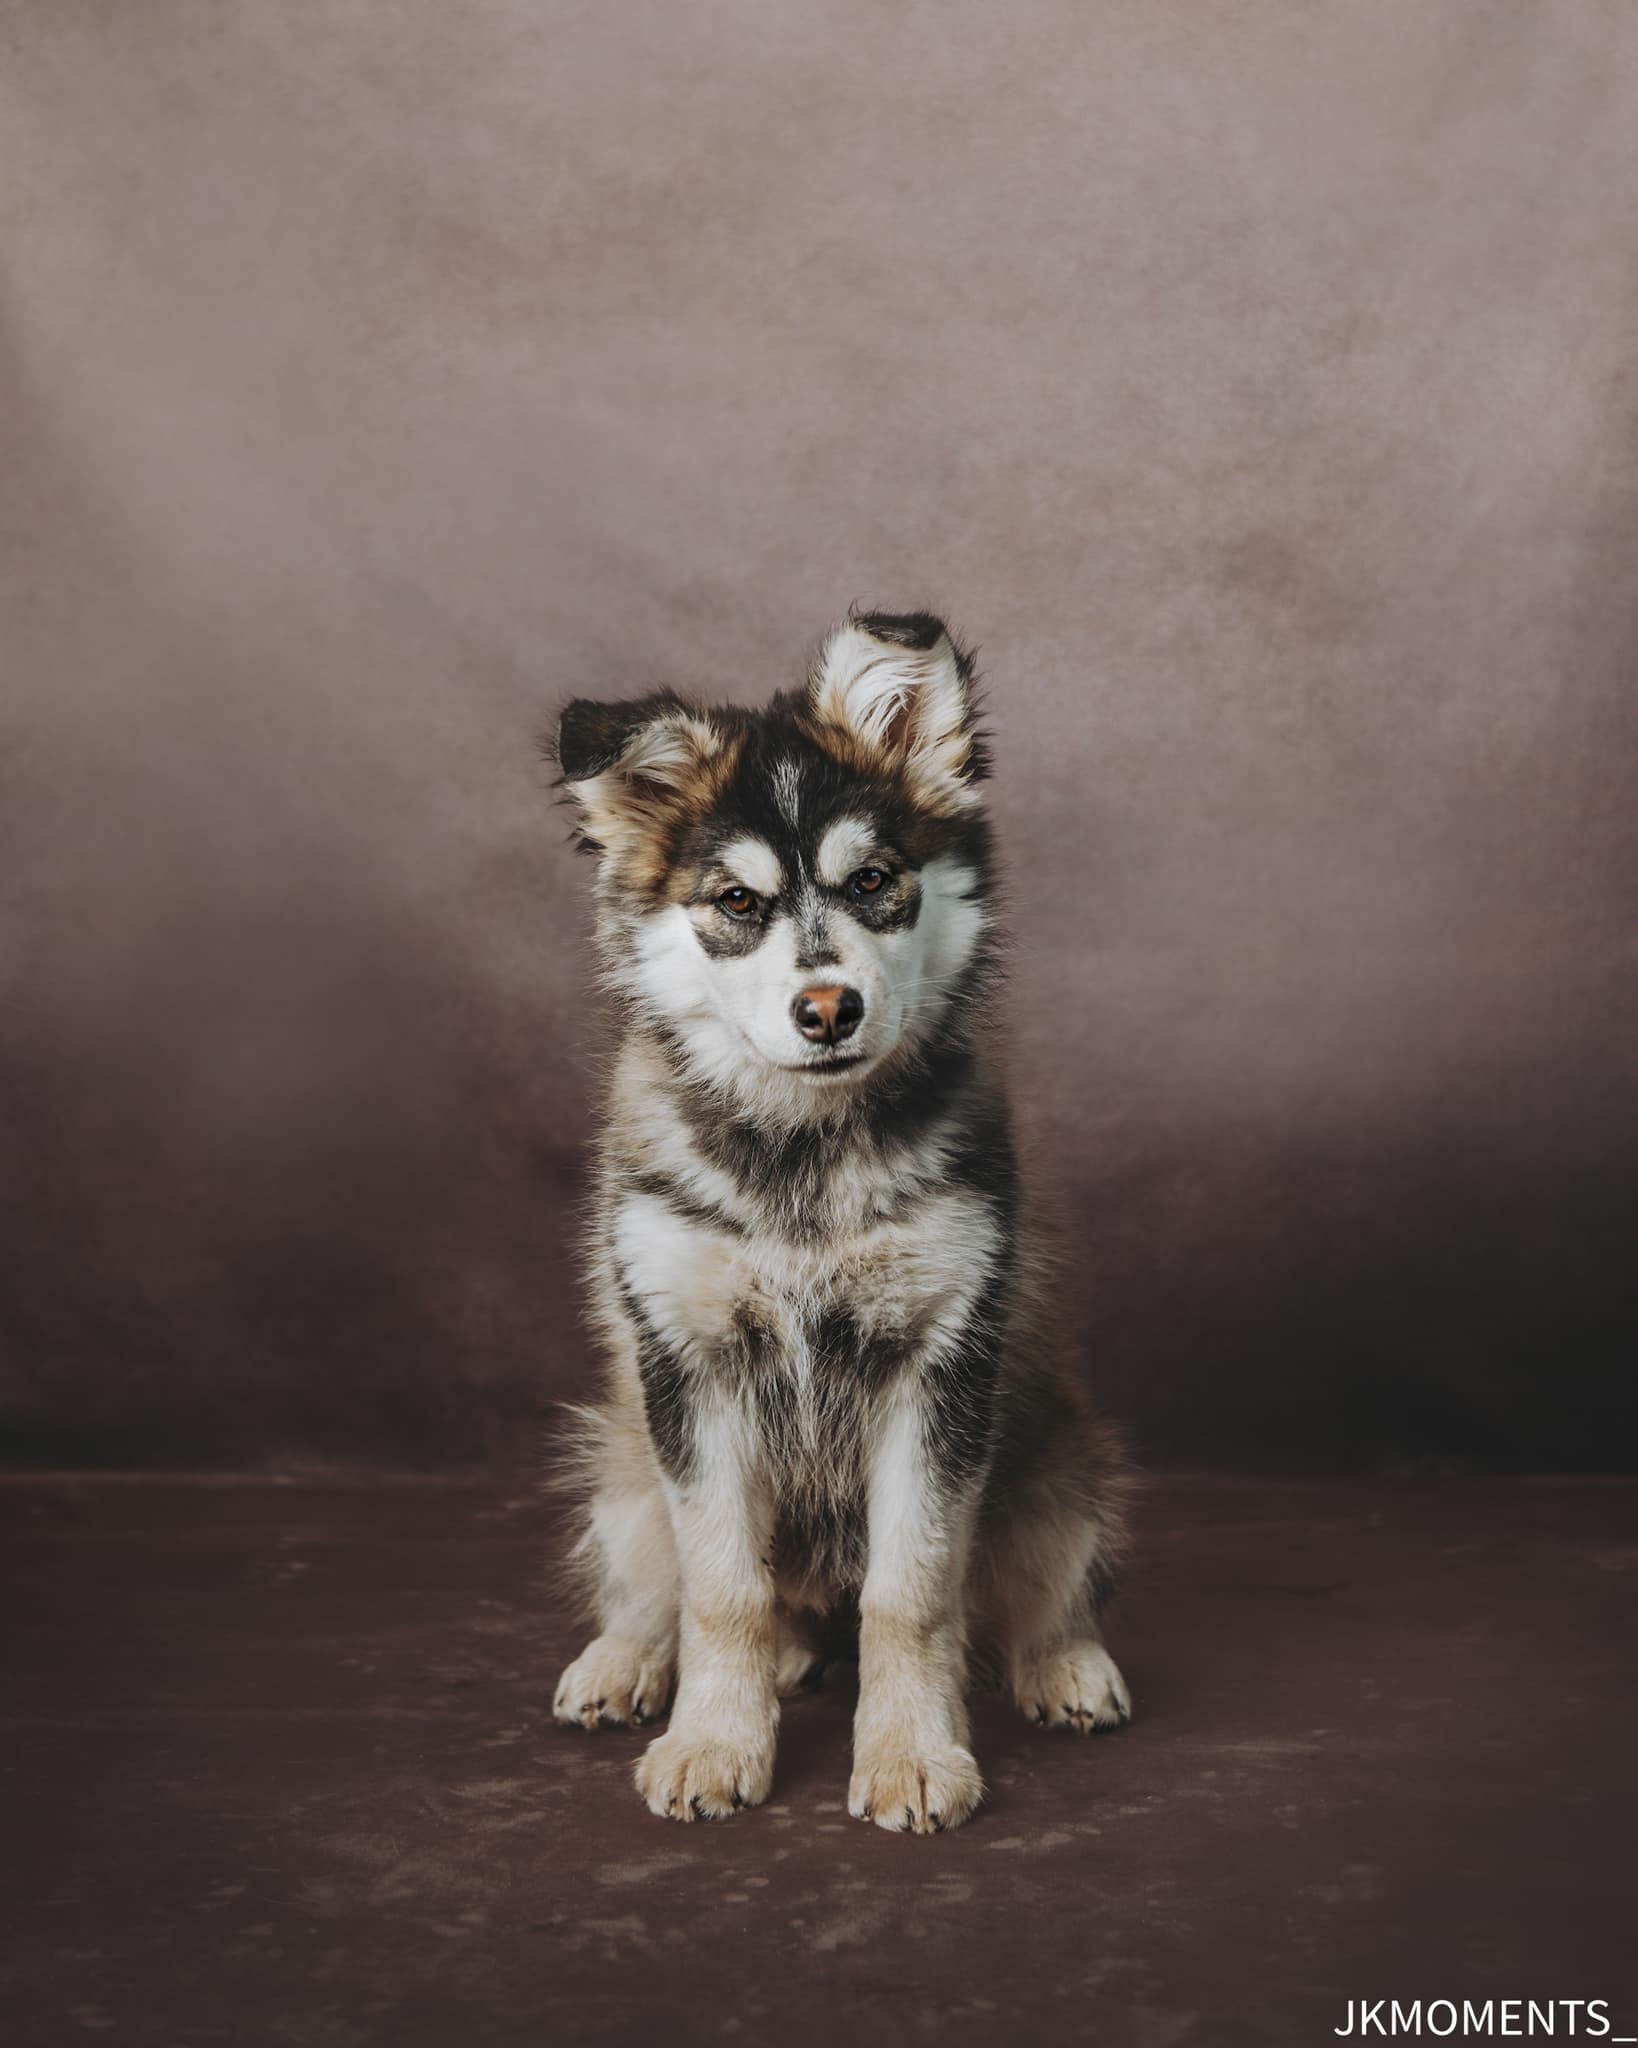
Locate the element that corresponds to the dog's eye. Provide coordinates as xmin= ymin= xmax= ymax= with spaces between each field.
xmin=718 ymin=885 xmax=759 ymax=920
xmin=849 ymin=867 xmax=888 ymax=898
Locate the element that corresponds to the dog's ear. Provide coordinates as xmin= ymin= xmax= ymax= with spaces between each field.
xmin=805 ymin=609 xmax=984 ymax=814
xmin=551 ymin=692 xmax=734 ymax=862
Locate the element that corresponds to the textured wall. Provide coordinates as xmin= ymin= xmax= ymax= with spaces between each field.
xmin=3 ymin=2 xmax=1636 ymax=1469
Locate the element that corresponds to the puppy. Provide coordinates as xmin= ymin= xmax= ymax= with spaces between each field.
xmin=550 ymin=609 xmax=1131 ymax=1833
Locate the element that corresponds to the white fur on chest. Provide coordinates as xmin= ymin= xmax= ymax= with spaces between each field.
xmin=611 ymin=1187 xmax=1002 ymax=1378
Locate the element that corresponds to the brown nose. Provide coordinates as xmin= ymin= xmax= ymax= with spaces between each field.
xmin=791 ymin=985 xmax=865 ymax=1045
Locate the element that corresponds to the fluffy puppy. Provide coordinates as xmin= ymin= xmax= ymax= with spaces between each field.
xmin=550 ymin=609 xmax=1131 ymax=1833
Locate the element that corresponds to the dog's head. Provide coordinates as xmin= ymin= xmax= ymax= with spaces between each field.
xmin=554 ymin=610 xmax=998 ymax=1115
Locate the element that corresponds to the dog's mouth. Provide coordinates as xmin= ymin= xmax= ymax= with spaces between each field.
xmin=778 ymin=1050 xmax=872 ymax=1078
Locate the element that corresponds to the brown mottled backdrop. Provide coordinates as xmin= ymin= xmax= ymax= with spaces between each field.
xmin=3 ymin=2 xmax=1635 ymax=1471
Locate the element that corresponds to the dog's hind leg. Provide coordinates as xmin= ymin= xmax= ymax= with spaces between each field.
xmin=979 ymin=1497 xmax=1132 ymax=1735
xmin=553 ymin=1410 xmax=679 ymax=1729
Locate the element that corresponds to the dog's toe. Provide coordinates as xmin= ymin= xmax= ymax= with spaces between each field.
xmin=1013 ymin=1641 xmax=1131 ymax=1734
xmin=553 ymin=1635 xmax=675 ymax=1730
xmin=848 ymin=1742 xmax=981 ymax=1836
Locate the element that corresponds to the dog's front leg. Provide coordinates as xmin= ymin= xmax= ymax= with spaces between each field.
xmin=849 ymin=1388 xmax=984 ymax=1835
xmin=634 ymin=1396 xmax=778 ymax=1821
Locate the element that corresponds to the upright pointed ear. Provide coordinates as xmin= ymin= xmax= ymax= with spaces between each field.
xmin=805 ymin=610 xmax=985 ymax=814
xmin=551 ymin=692 xmax=736 ymax=874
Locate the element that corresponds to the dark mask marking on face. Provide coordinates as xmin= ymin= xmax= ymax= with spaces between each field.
xmin=679 ymin=704 xmax=988 ymax=905
xmin=832 ymin=870 xmax=921 ymax=936
xmin=690 ymin=901 xmax=777 ymax=961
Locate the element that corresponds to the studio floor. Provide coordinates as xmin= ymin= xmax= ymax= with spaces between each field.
xmin=3 ymin=1473 xmax=1634 ymax=2047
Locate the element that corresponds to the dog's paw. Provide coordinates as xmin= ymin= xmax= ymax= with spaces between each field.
xmin=552 ymin=1635 xmax=674 ymax=1729
xmin=1014 ymin=1639 xmax=1131 ymax=1734
xmin=848 ymin=1740 xmax=982 ymax=1835
xmin=634 ymin=1726 xmax=775 ymax=1820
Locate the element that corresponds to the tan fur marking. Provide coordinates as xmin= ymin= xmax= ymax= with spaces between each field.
xmin=802 ymin=620 xmax=979 ymax=818
xmin=573 ymin=721 xmax=746 ymax=898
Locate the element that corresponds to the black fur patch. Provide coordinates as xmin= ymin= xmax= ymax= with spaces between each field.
xmin=922 ymin=1270 xmax=1011 ymax=1489
xmin=660 ymin=1076 xmax=837 ymax=1234
xmin=850 ymin=609 xmax=948 ymax=651
xmin=812 ymin=1305 xmax=905 ymax=1395
xmin=773 ymin=1494 xmax=866 ymax=1592
xmin=621 ymin=1169 xmax=744 ymax=1237
xmin=618 ymin=1280 xmax=695 ymax=1483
